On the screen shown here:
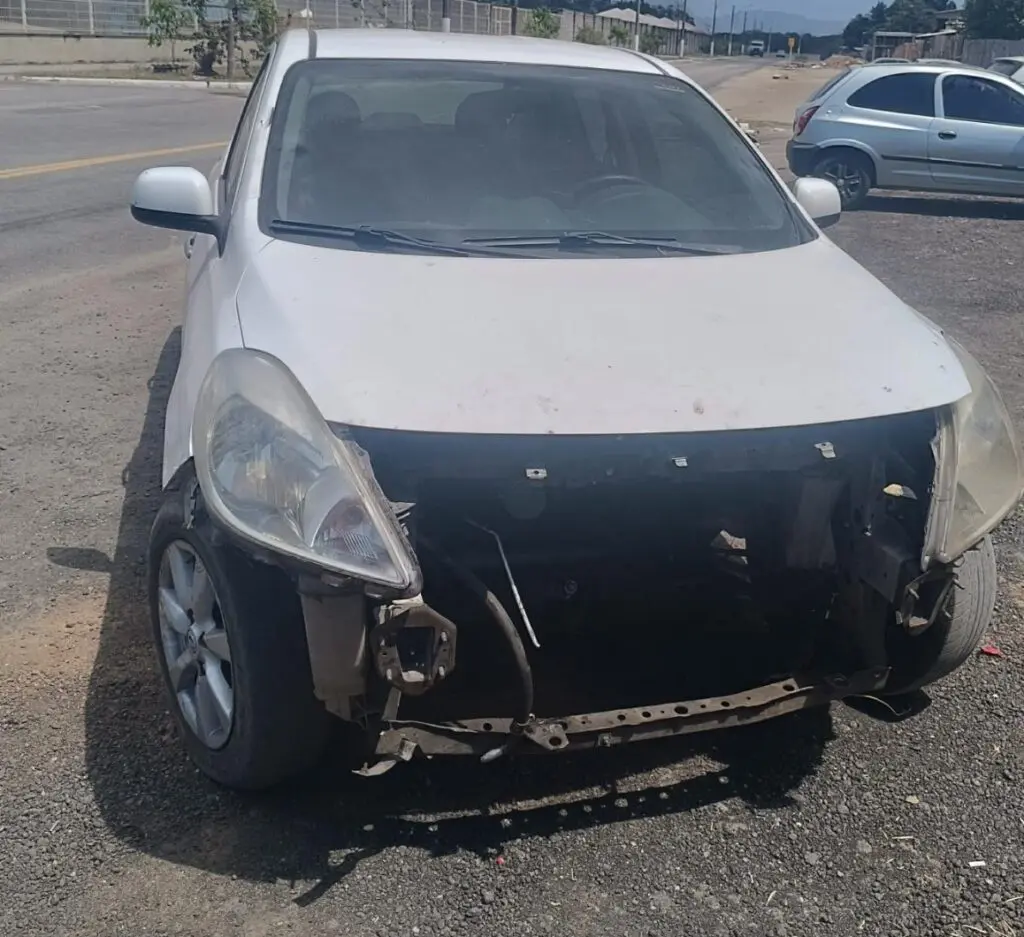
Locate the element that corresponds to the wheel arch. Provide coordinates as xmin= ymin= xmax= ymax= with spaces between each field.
xmin=814 ymin=143 xmax=880 ymax=187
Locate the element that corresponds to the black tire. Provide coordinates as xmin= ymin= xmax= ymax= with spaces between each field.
xmin=884 ymin=537 xmax=998 ymax=695
xmin=148 ymin=476 xmax=332 ymax=790
xmin=812 ymin=149 xmax=874 ymax=211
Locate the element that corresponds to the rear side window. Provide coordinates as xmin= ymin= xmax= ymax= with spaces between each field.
xmin=847 ymin=72 xmax=936 ymax=116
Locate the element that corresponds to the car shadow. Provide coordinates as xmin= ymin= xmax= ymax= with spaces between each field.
xmin=71 ymin=327 xmax=836 ymax=901
xmin=861 ymin=192 xmax=1024 ymax=220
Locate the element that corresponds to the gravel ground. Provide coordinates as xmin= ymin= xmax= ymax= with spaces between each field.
xmin=3 ymin=69 xmax=1024 ymax=937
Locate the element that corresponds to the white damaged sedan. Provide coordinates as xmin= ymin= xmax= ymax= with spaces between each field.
xmin=131 ymin=29 xmax=1023 ymax=789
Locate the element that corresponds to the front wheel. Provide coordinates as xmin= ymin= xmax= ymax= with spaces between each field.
xmin=812 ymin=150 xmax=873 ymax=211
xmin=884 ymin=537 xmax=998 ymax=695
xmin=148 ymin=478 xmax=332 ymax=790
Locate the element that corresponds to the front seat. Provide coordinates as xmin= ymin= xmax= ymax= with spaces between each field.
xmin=289 ymin=90 xmax=365 ymax=222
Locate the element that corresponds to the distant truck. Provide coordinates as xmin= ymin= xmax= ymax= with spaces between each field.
xmin=748 ymin=40 xmax=765 ymax=56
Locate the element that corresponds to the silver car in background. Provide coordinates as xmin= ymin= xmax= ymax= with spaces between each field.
xmin=989 ymin=56 xmax=1024 ymax=85
xmin=788 ymin=62 xmax=1024 ymax=209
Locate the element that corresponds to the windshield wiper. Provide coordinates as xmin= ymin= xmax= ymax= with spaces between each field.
xmin=269 ymin=220 xmax=499 ymax=257
xmin=462 ymin=231 xmax=737 ymax=255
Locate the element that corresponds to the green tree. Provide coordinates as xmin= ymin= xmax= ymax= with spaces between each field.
xmin=575 ymin=25 xmax=607 ymax=43
xmin=523 ymin=8 xmax=561 ymax=38
xmin=608 ymin=22 xmax=629 ymax=45
xmin=884 ymin=0 xmax=937 ymax=32
xmin=172 ymin=0 xmax=279 ymax=78
xmin=639 ymin=31 xmax=660 ymax=53
xmin=140 ymin=0 xmax=190 ymax=66
xmin=964 ymin=0 xmax=1024 ymax=38
xmin=870 ymin=1 xmax=889 ymax=23
xmin=843 ymin=12 xmax=874 ymax=47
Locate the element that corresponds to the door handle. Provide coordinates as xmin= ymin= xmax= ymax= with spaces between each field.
xmin=184 ymin=234 xmax=196 ymax=258
xmin=937 ymin=130 xmax=957 ymax=140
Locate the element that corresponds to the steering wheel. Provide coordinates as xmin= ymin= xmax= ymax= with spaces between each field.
xmin=570 ymin=174 xmax=648 ymax=203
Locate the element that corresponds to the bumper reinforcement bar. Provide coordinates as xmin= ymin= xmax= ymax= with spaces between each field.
xmin=372 ymin=668 xmax=889 ymax=762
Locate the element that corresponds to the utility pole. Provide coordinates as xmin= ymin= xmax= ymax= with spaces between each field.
xmin=678 ymin=0 xmax=689 ymax=56
xmin=765 ymin=23 xmax=772 ymax=55
xmin=441 ymin=0 xmax=451 ymax=32
xmin=634 ymin=0 xmax=641 ymax=51
xmin=727 ymin=5 xmax=735 ymax=56
xmin=740 ymin=9 xmax=747 ymax=53
xmin=226 ymin=3 xmax=237 ymax=81
xmin=709 ymin=0 xmax=718 ymax=56
xmin=511 ymin=0 xmax=518 ymax=34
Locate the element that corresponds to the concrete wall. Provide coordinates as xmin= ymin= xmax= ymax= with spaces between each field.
xmin=0 ymin=34 xmax=176 ymax=65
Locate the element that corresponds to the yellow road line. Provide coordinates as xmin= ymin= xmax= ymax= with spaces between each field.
xmin=0 ymin=141 xmax=228 ymax=181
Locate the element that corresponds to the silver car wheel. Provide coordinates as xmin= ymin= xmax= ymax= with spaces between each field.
xmin=157 ymin=540 xmax=234 ymax=750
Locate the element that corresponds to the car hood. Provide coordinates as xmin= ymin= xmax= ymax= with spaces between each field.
xmin=235 ymin=237 xmax=970 ymax=435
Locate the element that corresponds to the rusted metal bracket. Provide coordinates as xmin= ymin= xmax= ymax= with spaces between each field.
xmin=373 ymin=668 xmax=889 ymax=760
xmin=371 ymin=598 xmax=457 ymax=696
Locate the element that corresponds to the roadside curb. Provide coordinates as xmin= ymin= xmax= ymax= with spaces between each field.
xmin=0 ymin=74 xmax=253 ymax=92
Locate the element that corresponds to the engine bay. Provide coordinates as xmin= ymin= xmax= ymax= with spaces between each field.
xmin=342 ymin=411 xmax=942 ymax=737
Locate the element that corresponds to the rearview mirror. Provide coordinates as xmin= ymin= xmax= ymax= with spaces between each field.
xmin=793 ymin=177 xmax=841 ymax=229
xmin=131 ymin=166 xmax=220 ymax=243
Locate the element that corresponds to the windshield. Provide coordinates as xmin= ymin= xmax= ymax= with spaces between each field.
xmin=259 ymin=59 xmax=813 ymax=257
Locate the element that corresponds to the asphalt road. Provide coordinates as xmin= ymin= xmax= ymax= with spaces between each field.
xmin=0 ymin=83 xmax=240 ymax=287
xmin=4 ymin=59 xmax=1024 ymax=937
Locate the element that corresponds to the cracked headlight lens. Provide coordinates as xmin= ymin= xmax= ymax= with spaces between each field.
xmin=927 ymin=341 xmax=1024 ymax=564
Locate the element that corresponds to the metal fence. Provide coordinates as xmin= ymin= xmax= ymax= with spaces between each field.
xmin=1 ymin=0 xmax=681 ymax=50
xmin=0 ymin=0 xmax=514 ymax=36
xmin=275 ymin=0 xmax=512 ymax=33
xmin=1 ymin=0 xmax=148 ymax=33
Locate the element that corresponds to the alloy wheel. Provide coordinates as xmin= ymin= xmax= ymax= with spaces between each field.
xmin=156 ymin=540 xmax=234 ymax=750
xmin=818 ymin=159 xmax=864 ymax=204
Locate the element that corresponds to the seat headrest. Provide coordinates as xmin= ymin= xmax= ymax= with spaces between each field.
xmin=304 ymin=89 xmax=362 ymax=127
xmin=455 ymin=89 xmax=517 ymax=135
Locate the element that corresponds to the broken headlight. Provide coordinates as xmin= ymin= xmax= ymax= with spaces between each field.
xmin=925 ymin=341 xmax=1024 ymax=566
xmin=192 ymin=348 xmax=421 ymax=593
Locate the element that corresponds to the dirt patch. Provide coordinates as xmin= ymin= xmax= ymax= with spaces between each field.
xmin=713 ymin=65 xmax=836 ymax=126
xmin=1 ymin=593 xmax=106 ymax=681
xmin=707 ymin=65 xmax=832 ymax=176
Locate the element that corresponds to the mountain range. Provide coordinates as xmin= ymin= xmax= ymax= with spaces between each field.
xmin=682 ymin=1 xmax=869 ymax=35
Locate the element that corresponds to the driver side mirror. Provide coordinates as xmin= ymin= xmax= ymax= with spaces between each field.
xmin=131 ymin=166 xmax=222 ymax=247
xmin=793 ymin=177 xmax=842 ymax=229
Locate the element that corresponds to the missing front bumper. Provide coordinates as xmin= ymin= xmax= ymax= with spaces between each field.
xmin=369 ymin=668 xmax=888 ymax=765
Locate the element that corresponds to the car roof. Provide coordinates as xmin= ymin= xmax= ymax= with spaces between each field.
xmin=857 ymin=60 xmax=1001 ymax=77
xmin=993 ymin=56 xmax=1024 ymax=64
xmin=291 ymin=27 xmax=666 ymax=74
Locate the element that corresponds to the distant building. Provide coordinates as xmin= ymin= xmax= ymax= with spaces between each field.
xmin=597 ymin=6 xmax=702 ymax=33
xmin=934 ymin=8 xmax=966 ymax=32
xmin=596 ymin=7 xmax=709 ymax=54
xmin=870 ymin=31 xmax=916 ymax=60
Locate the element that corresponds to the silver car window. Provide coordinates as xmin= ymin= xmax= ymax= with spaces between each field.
xmin=942 ymin=74 xmax=1024 ymax=126
xmin=846 ymin=72 xmax=936 ymax=117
